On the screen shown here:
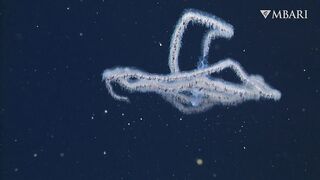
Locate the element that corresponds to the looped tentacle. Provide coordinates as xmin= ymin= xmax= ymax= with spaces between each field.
xmin=102 ymin=9 xmax=281 ymax=114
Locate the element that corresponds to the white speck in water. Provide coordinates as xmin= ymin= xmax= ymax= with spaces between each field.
xmin=196 ymin=158 xmax=203 ymax=166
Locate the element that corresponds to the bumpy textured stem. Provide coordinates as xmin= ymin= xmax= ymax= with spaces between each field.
xmin=102 ymin=9 xmax=281 ymax=114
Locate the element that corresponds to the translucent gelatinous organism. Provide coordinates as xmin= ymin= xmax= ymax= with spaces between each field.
xmin=102 ymin=9 xmax=281 ymax=114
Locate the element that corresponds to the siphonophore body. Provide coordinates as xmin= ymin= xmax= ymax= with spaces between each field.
xmin=102 ymin=9 xmax=281 ymax=114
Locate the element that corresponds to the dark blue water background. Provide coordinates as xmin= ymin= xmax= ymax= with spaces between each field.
xmin=1 ymin=0 xmax=320 ymax=179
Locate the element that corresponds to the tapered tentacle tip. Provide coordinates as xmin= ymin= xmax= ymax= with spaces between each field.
xmin=112 ymin=94 xmax=131 ymax=103
xmin=272 ymin=90 xmax=282 ymax=101
xmin=123 ymin=97 xmax=131 ymax=103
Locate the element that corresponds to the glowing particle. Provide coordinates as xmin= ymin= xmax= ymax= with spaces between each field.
xmin=196 ymin=158 xmax=203 ymax=166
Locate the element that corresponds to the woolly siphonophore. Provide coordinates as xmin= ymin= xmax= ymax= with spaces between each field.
xmin=102 ymin=9 xmax=281 ymax=114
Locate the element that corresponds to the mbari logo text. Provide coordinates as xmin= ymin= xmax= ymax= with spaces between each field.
xmin=260 ymin=10 xmax=308 ymax=19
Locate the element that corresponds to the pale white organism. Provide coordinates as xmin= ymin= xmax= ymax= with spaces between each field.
xmin=102 ymin=9 xmax=281 ymax=114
